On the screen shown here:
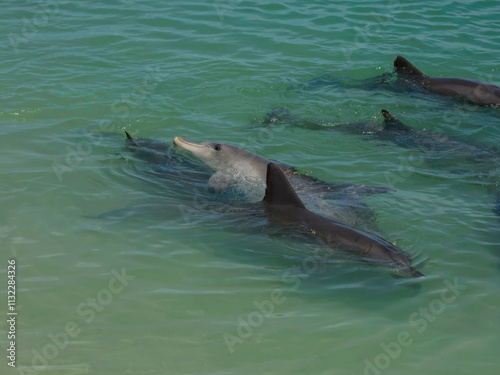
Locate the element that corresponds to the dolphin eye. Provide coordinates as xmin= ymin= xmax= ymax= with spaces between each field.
xmin=214 ymin=144 xmax=222 ymax=151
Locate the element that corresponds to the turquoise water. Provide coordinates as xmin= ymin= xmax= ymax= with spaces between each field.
xmin=1 ymin=1 xmax=500 ymax=374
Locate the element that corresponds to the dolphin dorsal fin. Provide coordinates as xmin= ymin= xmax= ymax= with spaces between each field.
xmin=394 ymin=55 xmax=425 ymax=77
xmin=381 ymin=110 xmax=414 ymax=132
xmin=125 ymin=131 xmax=140 ymax=146
xmin=263 ymin=163 xmax=306 ymax=209
xmin=381 ymin=109 xmax=397 ymax=122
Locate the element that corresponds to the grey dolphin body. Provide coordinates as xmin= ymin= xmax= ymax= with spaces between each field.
xmin=394 ymin=55 xmax=500 ymax=107
xmin=172 ymin=136 xmax=390 ymax=196
xmin=173 ymin=136 xmax=292 ymax=183
xmin=263 ymin=163 xmax=424 ymax=278
xmin=173 ymin=136 xmax=393 ymax=228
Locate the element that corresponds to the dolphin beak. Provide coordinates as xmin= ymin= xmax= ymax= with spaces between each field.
xmin=173 ymin=137 xmax=204 ymax=150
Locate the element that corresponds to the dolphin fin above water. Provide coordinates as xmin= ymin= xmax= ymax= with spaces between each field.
xmin=125 ymin=131 xmax=141 ymax=147
xmin=394 ymin=55 xmax=500 ymax=107
xmin=394 ymin=55 xmax=427 ymax=80
xmin=381 ymin=110 xmax=414 ymax=132
xmin=263 ymin=163 xmax=424 ymax=278
xmin=264 ymin=161 xmax=306 ymax=209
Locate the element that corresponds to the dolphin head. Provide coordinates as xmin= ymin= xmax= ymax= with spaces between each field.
xmin=173 ymin=137 xmax=275 ymax=179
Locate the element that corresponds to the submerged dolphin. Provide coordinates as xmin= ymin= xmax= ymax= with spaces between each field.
xmin=263 ymin=163 xmax=424 ymax=278
xmin=261 ymin=108 xmax=499 ymax=161
xmin=259 ymin=108 xmax=500 ymax=215
xmin=124 ymin=131 xmax=207 ymax=178
xmin=394 ymin=55 xmax=500 ymax=107
xmin=351 ymin=110 xmax=500 ymax=163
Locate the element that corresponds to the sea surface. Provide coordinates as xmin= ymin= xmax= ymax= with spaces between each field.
xmin=1 ymin=1 xmax=499 ymax=374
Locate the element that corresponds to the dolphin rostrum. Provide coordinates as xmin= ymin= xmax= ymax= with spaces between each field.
xmin=394 ymin=55 xmax=500 ymax=107
xmin=263 ymin=163 xmax=424 ymax=278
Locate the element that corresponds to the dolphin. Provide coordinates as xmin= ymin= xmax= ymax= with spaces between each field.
xmin=120 ymin=134 xmax=423 ymax=277
xmin=377 ymin=110 xmax=499 ymax=162
xmin=122 ymin=131 xmax=213 ymax=197
xmin=173 ymin=136 xmax=292 ymax=185
xmin=261 ymin=108 xmax=499 ymax=161
xmin=173 ymin=136 xmax=393 ymax=228
xmin=172 ymin=136 xmax=391 ymax=196
xmin=259 ymin=108 xmax=500 ymax=216
xmin=394 ymin=55 xmax=500 ymax=107
xmin=125 ymin=131 xmax=174 ymax=164
xmin=263 ymin=163 xmax=424 ymax=278
xmin=124 ymin=131 xmax=207 ymax=174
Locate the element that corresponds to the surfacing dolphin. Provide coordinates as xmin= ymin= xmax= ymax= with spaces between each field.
xmin=172 ymin=136 xmax=392 ymax=194
xmin=263 ymin=163 xmax=424 ymax=278
xmin=173 ymin=136 xmax=393 ymax=228
xmin=173 ymin=136 xmax=291 ymax=188
xmin=172 ymin=136 xmax=392 ymax=189
xmin=394 ymin=55 xmax=500 ymax=107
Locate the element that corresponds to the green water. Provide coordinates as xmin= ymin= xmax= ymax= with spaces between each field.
xmin=1 ymin=1 xmax=499 ymax=374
